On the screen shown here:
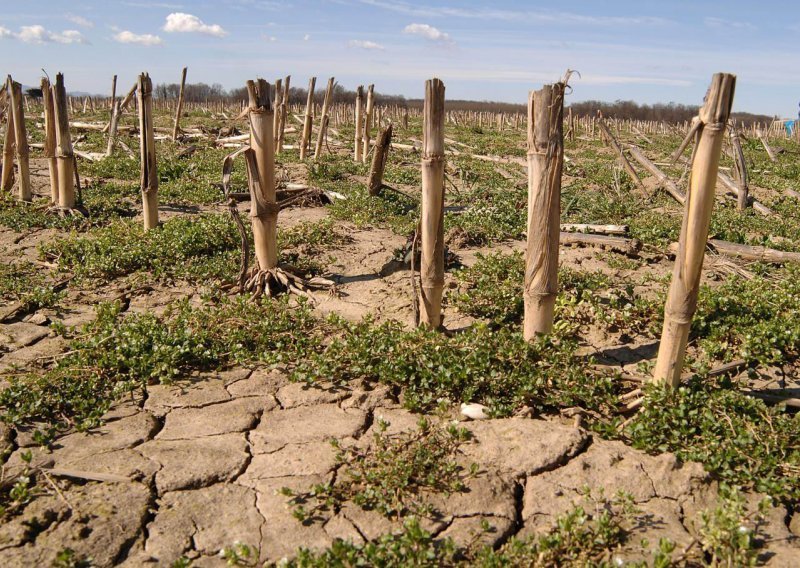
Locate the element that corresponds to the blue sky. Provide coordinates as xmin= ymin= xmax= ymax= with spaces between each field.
xmin=1 ymin=1 xmax=797 ymax=116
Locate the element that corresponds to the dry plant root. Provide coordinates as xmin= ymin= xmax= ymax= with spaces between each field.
xmin=243 ymin=266 xmax=335 ymax=302
xmin=46 ymin=204 xmax=87 ymax=218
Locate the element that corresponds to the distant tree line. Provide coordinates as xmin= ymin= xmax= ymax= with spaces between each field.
xmin=568 ymin=100 xmax=773 ymax=126
xmin=151 ymin=82 xmax=774 ymax=125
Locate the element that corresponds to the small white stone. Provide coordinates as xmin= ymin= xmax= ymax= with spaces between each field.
xmin=460 ymin=402 xmax=489 ymax=420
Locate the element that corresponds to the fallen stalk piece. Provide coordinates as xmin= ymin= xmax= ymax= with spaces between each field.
xmin=596 ymin=112 xmax=646 ymax=196
xmin=560 ymin=232 xmax=641 ymax=255
xmin=667 ymin=239 xmax=800 ymax=264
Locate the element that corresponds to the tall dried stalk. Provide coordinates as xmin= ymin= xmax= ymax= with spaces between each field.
xmin=172 ymin=67 xmax=187 ymax=142
xmin=314 ymin=77 xmax=335 ymax=160
xmin=247 ymin=79 xmax=277 ymax=271
xmin=300 ymin=77 xmax=316 ymax=159
xmin=277 ymin=75 xmax=290 ymax=152
xmin=419 ymin=78 xmax=445 ymax=329
xmin=652 ymin=73 xmax=736 ymax=386
xmin=368 ymin=123 xmax=392 ymax=196
xmin=1 ymin=86 xmax=15 ymax=193
xmin=523 ymin=83 xmax=565 ymax=339
xmin=109 ymin=75 xmax=117 ymax=111
xmin=273 ymin=78 xmax=282 ymax=148
xmin=137 ymin=73 xmax=159 ymax=229
xmin=52 ymin=73 xmax=76 ymax=209
xmin=730 ymin=123 xmax=748 ymax=211
xmin=8 ymin=78 xmax=31 ymax=201
xmin=362 ymin=84 xmax=375 ymax=162
xmin=106 ymin=98 xmax=121 ymax=157
xmin=354 ymin=85 xmax=364 ymax=162
xmin=41 ymin=77 xmax=59 ymax=203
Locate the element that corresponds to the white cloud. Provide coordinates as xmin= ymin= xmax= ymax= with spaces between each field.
xmin=11 ymin=25 xmax=88 ymax=44
xmin=123 ymin=1 xmax=183 ymax=7
xmin=704 ymin=17 xmax=755 ymax=30
xmin=0 ymin=26 xmax=11 ymax=39
xmin=66 ymin=14 xmax=94 ymax=28
xmin=163 ymin=12 xmax=227 ymax=37
xmin=348 ymin=39 xmax=385 ymax=50
xmin=363 ymin=1 xmax=670 ymax=26
xmin=114 ymin=30 xmax=163 ymax=46
xmin=402 ymin=23 xmax=451 ymax=42
xmin=303 ymin=33 xmax=310 ymax=41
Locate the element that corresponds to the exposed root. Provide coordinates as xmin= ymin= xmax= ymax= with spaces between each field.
xmin=46 ymin=205 xmax=88 ymax=218
xmin=243 ymin=266 xmax=335 ymax=302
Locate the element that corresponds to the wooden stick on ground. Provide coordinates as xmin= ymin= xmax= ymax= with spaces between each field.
xmin=665 ymin=240 xmax=800 ymax=264
xmin=708 ymin=239 xmax=800 ymax=263
xmin=172 ymin=67 xmax=187 ymax=142
xmin=715 ymin=170 xmax=773 ymax=215
xmin=8 ymin=78 xmax=31 ymax=201
xmin=247 ymin=79 xmax=278 ymax=271
xmin=362 ymin=84 xmax=375 ymax=162
xmin=41 ymin=77 xmax=59 ymax=203
xmin=299 ymin=76 xmax=316 ymax=160
xmin=314 ymin=77 xmax=335 ymax=160
xmin=628 ymin=144 xmax=686 ymax=204
xmin=524 ymin=82 xmax=565 ymax=339
xmin=561 ymin=223 xmax=628 ymax=235
xmin=758 ymin=131 xmax=777 ymax=162
xmin=653 ymin=73 xmax=736 ymax=387
xmin=1 ymin=86 xmax=16 ymax=193
xmin=137 ymin=73 xmax=159 ymax=229
xmin=368 ymin=123 xmax=392 ymax=196
xmin=560 ymin=232 xmax=641 ymax=255
xmin=596 ymin=111 xmax=646 ymax=196
xmin=52 ymin=73 xmax=76 ymax=209
xmin=419 ymin=78 xmax=446 ymax=329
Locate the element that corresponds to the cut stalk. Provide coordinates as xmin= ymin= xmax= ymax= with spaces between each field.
xmin=172 ymin=67 xmax=187 ymax=142
xmin=273 ymin=78 xmax=282 ymax=148
xmin=137 ymin=73 xmax=159 ymax=229
xmin=277 ymin=75 xmax=290 ymax=152
xmin=8 ymin=78 xmax=31 ymax=201
xmin=362 ymin=84 xmax=375 ymax=162
xmin=652 ymin=73 xmax=736 ymax=386
xmin=247 ymin=79 xmax=277 ymax=271
xmin=523 ymin=83 xmax=565 ymax=339
xmin=314 ymin=77 xmax=335 ymax=160
xmin=51 ymin=73 xmax=76 ymax=209
xmin=368 ymin=123 xmax=392 ymax=196
xmin=730 ymin=124 xmax=748 ymax=211
xmin=354 ymin=85 xmax=364 ymax=162
xmin=1 ymin=88 xmax=15 ymax=192
xmin=299 ymin=77 xmax=316 ymax=160
xmin=106 ymin=99 xmax=121 ymax=157
xmin=41 ymin=77 xmax=59 ymax=203
xmin=419 ymin=78 xmax=445 ymax=329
